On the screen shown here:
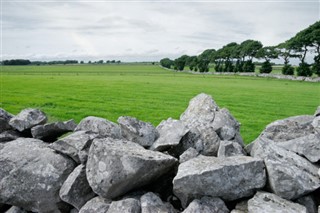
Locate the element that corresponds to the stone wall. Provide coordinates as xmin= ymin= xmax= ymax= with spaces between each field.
xmin=0 ymin=93 xmax=319 ymax=213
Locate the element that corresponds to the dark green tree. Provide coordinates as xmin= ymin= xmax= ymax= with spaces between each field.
xmin=256 ymin=46 xmax=278 ymax=73
xmin=160 ymin=58 xmax=174 ymax=69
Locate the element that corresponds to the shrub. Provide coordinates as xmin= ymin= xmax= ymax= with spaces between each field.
xmin=312 ymin=55 xmax=320 ymax=76
xmin=243 ymin=60 xmax=255 ymax=72
xmin=259 ymin=60 xmax=272 ymax=74
xmin=296 ymin=63 xmax=312 ymax=77
xmin=282 ymin=64 xmax=294 ymax=75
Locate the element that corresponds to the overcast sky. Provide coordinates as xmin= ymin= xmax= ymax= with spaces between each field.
xmin=2 ymin=0 xmax=319 ymax=62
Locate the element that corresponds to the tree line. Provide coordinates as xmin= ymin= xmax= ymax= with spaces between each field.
xmin=1 ymin=59 xmax=122 ymax=66
xmin=160 ymin=21 xmax=320 ymax=77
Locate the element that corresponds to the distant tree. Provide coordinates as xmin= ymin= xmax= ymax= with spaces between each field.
xmin=80 ymin=61 xmax=84 ymax=64
xmin=239 ymin=40 xmax=262 ymax=72
xmin=111 ymin=60 xmax=116 ymax=63
xmin=160 ymin=58 xmax=174 ymax=69
xmin=197 ymin=59 xmax=210 ymax=72
xmin=186 ymin=56 xmax=198 ymax=71
xmin=3 ymin=59 xmax=31 ymax=65
xmin=117 ymin=60 xmax=121 ymax=64
xmin=276 ymin=42 xmax=297 ymax=75
xmin=97 ymin=60 xmax=104 ymax=64
xmin=88 ymin=61 xmax=92 ymax=64
xmin=174 ymin=55 xmax=189 ymax=71
xmin=256 ymin=46 xmax=278 ymax=73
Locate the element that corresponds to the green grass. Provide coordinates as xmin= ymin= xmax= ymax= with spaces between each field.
xmin=1 ymin=64 xmax=319 ymax=144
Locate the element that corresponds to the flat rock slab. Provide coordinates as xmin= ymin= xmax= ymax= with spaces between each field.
xmin=150 ymin=118 xmax=188 ymax=152
xmin=9 ymin=108 xmax=47 ymax=132
xmin=75 ymin=116 xmax=121 ymax=138
xmin=31 ymin=119 xmax=77 ymax=142
xmin=79 ymin=197 xmax=111 ymax=213
xmin=60 ymin=164 xmax=96 ymax=210
xmin=173 ymin=155 xmax=266 ymax=207
xmin=248 ymin=191 xmax=307 ymax=213
xmin=50 ymin=131 xmax=99 ymax=164
xmin=182 ymin=197 xmax=229 ymax=213
xmin=86 ymin=138 xmax=178 ymax=199
xmin=0 ymin=108 xmax=13 ymax=133
xmin=118 ymin=116 xmax=159 ymax=148
xmin=251 ymin=137 xmax=320 ymax=200
xmin=0 ymin=138 xmax=76 ymax=212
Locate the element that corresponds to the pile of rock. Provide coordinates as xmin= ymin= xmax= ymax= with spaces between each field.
xmin=0 ymin=93 xmax=319 ymax=213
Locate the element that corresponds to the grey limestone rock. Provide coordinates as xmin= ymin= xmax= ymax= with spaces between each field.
xmin=182 ymin=196 xmax=229 ymax=213
xmin=314 ymin=106 xmax=320 ymax=117
xmin=247 ymin=191 xmax=307 ymax=213
xmin=59 ymin=164 xmax=96 ymax=210
xmin=31 ymin=119 xmax=77 ymax=142
xmin=5 ymin=206 xmax=27 ymax=213
xmin=79 ymin=197 xmax=111 ymax=213
xmin=296 ymin=195 xmax=318 ymax=213
xmin=75 ymin=116 xmax=121 ymax=138
xmin=9 ymin=108 xmax=47 ymax=132
xmin=180 ymin=93 xmax=219 ymax=128
xmin=173 ymin=155 xmax=266 ymax=207
xmin=251 ymin=137 xmax=320 ymax=200
xmin=107 ymin=198 xmax=141 ymax=213
xmin=118 ymin=116 xmax=159 ymax=148
xmin=140 ymin=192 xmax=176 ymax=213
xmin=50 ymin=131 xmax=98 ymax=164
xmin=0 ymin=108 xmax=13 ymax=133
xmin=0 ymin=130 xmax=21 ymax=143
xmin=217 ymin=140 xmax=246 ymax=157
xmin=230 ymin=200 xmax=248 ymax=213
xmin=179 ymin=147 xmax=199 ymax=163
xmin=150 ymin=118 xmax=188 ymax=152
xmin=86 ymin=137 xmax=178 ymax=199
xmin=0 ymin=138 xmax=76 ymax=212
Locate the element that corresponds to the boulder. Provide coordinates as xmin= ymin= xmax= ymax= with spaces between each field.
xmin=0 ymin=108 xmax=13 ymax=133
xmin=296 ymin=195 xmax=318 ymax=213
xmin=60 ymin=164 xmax=96 ymax=210
xmin=312 ymin=116 xmax=320 ymax=132
xmin=140 ymin=192 xmax=176 ymax=213
xmin=0 ymin=130 xmax=21 ymax=143
xmin=9 ymin=108 xmax=47 ymax=132
xmin=247 ymin=191 xmax=307 ymax=213
xmin=50 ymin=131 xmax=98 ymax=164
xmin=150 ymin=118 xmax=188 ymax=152
xmin=173 ymin=155 xmax=266 ymax=207
xmin=250 ymin=137 xmax=320 ymax=200
xmin=182 ymin=197 xmax=229 ymax=213
xmin=5 ymin=206 xmax=27 ymax=213
xmin=118 ymin=116 xmax=159 ymax=148
xmin=260 ymin=115 xmax=315 ymax=142
xmin=31 ymin=119 xmax=77 ymax=142
xmin=86 ymin=138 xmax=178 ymax=199
xmin=179 ymin=148 xmax=199 ymax=163
xmin=0 ymin=138 xmax=76 ymax=212
xmin=180 ymin=93 xmax=219 ymax=128
xmin=79 ymin=197 xmax=111 ymax=213
xmin=107 ymin=198 xmax=141 ymax=213
xmin=75 ymin=116 xmax=121 ymax=138
xmin=217 ymin=140 xmax=246 ymax=157
xmin=314 ymin=106 xmax=320 ymax=117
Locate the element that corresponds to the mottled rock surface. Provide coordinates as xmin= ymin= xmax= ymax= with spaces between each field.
xmin=182 ymin=196 xmax=229 ymax=213
xmin=86 ymin=138 xmax=177 ymax=199
xmin=5 ymin=206 xmax=27 ymax=213
xmin=118 ymin=116 xmax=159 ymax=148
xmin=75 ymin=116 xmax=121 ymax=138
xmin=179 ymin=147 xmax=199 ymax=163
xmin=217 ymin=140 xmax=246 ymax=157
xmin=173 ymin=155 xmax=266 ymax=207
xmin=251 ymin=137 xmax=320 ymax=200
xmin=0 ymin=138 xmax=76 ymax=212
xmin=31 ymin=119 xmax=77 ymax=142
xmin=140 ymin=192 xmax=176 ymax=213
xmin=247 ymin=191 xmax=307 ymax=213
xmin=50 ymin=131 xmax=98 ymax=164
xmin=79 ymin=197 xmax=111 ymax=213
xmin=9 ymin=108 xmax=47 ymax=132
xmin=0 ymin=130 xmax=21 ymax=143
xmin=150 ymin=118 xmax=188 ymax=152
xmin=0 ymin=108 xmax=13 ymax=133
xmin=108 ymin=198 xmax=141 ymax=213
xmin=60 ymin=164 xmax=96 ymax=210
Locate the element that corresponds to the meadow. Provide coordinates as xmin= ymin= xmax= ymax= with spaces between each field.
xmin=1 ymin=64 xmax=319 ymax=144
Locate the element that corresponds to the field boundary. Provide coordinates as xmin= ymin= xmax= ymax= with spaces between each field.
xmin=160 ymin=66 xmax=320 ymax=83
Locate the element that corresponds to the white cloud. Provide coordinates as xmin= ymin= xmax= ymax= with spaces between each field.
xmin=2 ymin=1 xmax=319 ymax=61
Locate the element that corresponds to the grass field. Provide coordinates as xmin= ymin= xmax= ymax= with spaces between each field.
xmin=1 ymin=64 xmax=319 ymax=144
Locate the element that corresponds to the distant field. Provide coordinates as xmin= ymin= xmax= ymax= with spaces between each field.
xmin=1 ymin=64 xmax=319 ymax=144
